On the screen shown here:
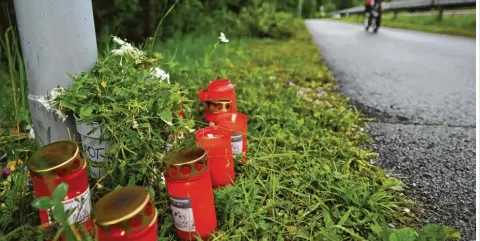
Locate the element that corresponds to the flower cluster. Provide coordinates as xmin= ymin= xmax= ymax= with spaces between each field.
xmin=2 ymin=159 xmax=23 ymax=178
xmin=151 ymin=67 xmax=171 ymax=84
xmin=111 ymin=36 xmax=145 ymax=58
xmin=111 ymin=36 xmax=171 ymax=84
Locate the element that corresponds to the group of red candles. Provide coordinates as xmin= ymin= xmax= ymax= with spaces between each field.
xmin=164 ymin=79 xmax=248 ymax=240
xmin=27 ymin=79 xmax=247 ymax=241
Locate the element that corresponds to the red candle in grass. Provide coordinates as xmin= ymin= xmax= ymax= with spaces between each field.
xmin=214 ymin=113 xmax=248 ymax=165
xmin=195 ymin=126 xmax=235 ymax=188
xmin=27 ymin=141 xmax=93 ymax=240
xmin=198 ymin=79 xmax=237 ymax=123
xmin=163 ymin=147 xmax=217 ymax=241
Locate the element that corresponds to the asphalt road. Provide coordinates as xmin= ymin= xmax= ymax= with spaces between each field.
xmin=306 ymin=20 xmax=476 ymax=240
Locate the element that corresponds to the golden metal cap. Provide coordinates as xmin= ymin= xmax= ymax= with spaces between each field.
xmin=93 ymin=186 xmax=157 ymax=236
xmin=163 ymin=147 xmax=208 ymax=179
xmin=27 ymin=141 xmax=85 ymax=176
xmin=94 ymin=186 xmax=151 ymax=226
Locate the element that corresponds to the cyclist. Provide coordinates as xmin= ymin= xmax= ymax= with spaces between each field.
xmin=364 ymin=0 xmax=382 ymax=32
xmin=365 ymin=0 xmax=373 ymax=15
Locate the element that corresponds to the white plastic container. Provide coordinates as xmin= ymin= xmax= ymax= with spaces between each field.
xmin=74 ymin=114 xmax=109 ymax=178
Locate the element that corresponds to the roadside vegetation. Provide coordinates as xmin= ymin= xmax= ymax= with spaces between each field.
xmin=0 ymin=0 xmax=462 ymax=240
xmin=336 ymin=11 xmax=476 ymax=37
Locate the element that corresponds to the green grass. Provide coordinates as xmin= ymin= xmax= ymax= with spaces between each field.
xmin=0 ymin=22 xmax=461 ymax=240
xmin=155 ymin=25 xmax=415 ymax=240
xmin=337 ymin=11 xmax=476 ymax=38
xmin=0 ymin=26 xmax=30 ymax=131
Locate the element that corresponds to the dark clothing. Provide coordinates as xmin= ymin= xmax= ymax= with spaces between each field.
xmin=365 ymin=4 xmax=371 ymax=14
xmin=365 ymin=1 xmax=382 ymax=30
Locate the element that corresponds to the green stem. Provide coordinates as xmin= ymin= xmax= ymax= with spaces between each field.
xmin=150 ymin=0 xmax=180 ymax=54
xmin=5 ymin=27 xmax=19 ymax=132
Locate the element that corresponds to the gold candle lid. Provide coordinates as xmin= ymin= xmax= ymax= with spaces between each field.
xmin=94 ymin=186 xmax=152 ymax=226
xmin=163 ymin=147 xmax=208 ymax=179
xmin=27 ymin=141 xmax=85 ymax=176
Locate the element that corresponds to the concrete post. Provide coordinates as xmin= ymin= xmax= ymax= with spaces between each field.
xmin=13 ymin=0 xmax=98 ymax=146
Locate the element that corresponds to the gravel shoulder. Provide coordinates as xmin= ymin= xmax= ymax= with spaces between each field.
xmin=368 ymin=122 xmax=475 ymax=239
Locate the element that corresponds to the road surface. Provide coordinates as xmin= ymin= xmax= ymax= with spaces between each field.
xmin=306 ymin=20 xmax=475 ymax=240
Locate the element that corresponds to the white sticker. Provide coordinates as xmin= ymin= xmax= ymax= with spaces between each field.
xmin=47 ymin=188 xmax=92 ymax=224
xmin=231 ymin=134 xmax=243 ymax=154
xmin=169 ymin=196 xmax=195 ymax=232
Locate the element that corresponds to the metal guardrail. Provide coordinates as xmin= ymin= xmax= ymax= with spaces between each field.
xmin=330 ymin=0 xmax=476 ymax=15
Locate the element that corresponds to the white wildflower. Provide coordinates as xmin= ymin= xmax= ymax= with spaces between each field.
xmin=50 ymin=87 xmax=65 ymax=100
xmin=112 ymin=36 xmax=127 ymax=46
xmin=161 ymin=172 xmax=166 ymax=184
xmin=26 ymin=125 xmax=35 ymax=140
xmin=111 ymin=36 xmax=144 ymax=57
xmin=403 ymin=208 xmax=411 ymax=213
xmin=111 ymin=44 xmax=141 ymax=56
xmin=218 ymin=32 xmax=229 ymax=43
xmin=132 ymin=120 xmax=139 ymax=129
xmin=151 ymin=67 xmax=170 ymax=84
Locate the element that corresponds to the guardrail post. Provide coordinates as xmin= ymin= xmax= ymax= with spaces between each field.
xmin=392 ymin=10 xmax=398 ymax=20
xmin=437 ymin=7 xmax=444 ymax=20
xmin=13 ymin=0 xmax=98 ymax=146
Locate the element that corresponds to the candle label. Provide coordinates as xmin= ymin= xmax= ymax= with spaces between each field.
xmin=231 ymin=134 xmax=243 ymax=154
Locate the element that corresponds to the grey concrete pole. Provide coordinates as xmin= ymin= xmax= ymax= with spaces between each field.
xmin=13 ymin=0 xmax=98 ymax=146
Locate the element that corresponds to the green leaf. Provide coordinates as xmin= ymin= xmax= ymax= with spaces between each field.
xmin=334 ymin=225 xmax=367 ymax=241
xmin=52 ymin=182 xmax=68 ymax=203
xmin=418 ymin=224 xmax=461 ymax=241
xmin=53 ymin=203 xmax=67 ymax=222
xmin=159 ymin=109 xmax=173 ymax=122
xmin=390 ymin=228 xmax=418 ymax=241
xmin=337 ymin=207 xmax=352 ymax=226
xmin=31 ymin=197 xmax=53 ymax=210
xmin=79 ymin=105 xmax=94 ymax=118
xmin=443 ymin=226 xmax=462 ymax=239
xmin=383 ymin=178 xmax=404 ymax=191
xmin=148 ymin=187 xmax=156 ymax=200
xmin=322 ymin=208 xmax=334 ymax=228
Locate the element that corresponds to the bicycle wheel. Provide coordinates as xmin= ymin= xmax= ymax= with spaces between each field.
xmin=364 ymin=13 xmax=371 ymax=31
